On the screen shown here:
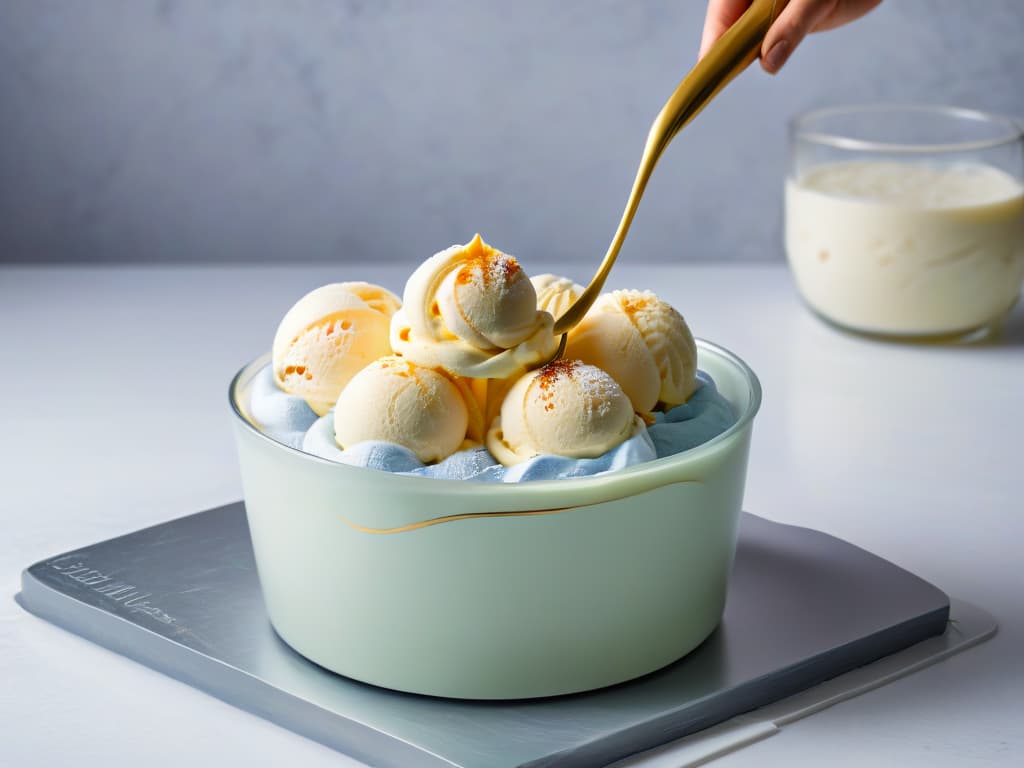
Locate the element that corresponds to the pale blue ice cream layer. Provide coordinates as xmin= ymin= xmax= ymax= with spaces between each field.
xmin=246 ymin=365 xmax=735 ymax=482
xmin=247 ymin=364 xmax=319 ymax=450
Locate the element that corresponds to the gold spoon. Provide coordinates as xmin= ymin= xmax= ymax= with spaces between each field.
xmin=553 ymin=0 xmax=789 ymax=336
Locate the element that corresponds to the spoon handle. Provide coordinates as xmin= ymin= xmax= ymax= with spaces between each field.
xmin=553 ymin=0 xmax=788 ymax=336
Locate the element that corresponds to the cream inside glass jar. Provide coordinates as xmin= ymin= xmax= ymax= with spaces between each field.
xmin=786 ymin=105 xmax=1024 ymax=340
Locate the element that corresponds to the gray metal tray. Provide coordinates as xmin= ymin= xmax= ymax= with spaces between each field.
xmin=19 ymin=505 xmax=950 ymax=768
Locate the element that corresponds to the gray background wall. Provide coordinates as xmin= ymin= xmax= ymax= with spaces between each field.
xmin=1 ymin=0 xmax=1022 ymax=265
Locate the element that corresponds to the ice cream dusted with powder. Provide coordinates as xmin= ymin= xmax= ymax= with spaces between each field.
xmin=390 ymin=234 xmax=559 ymax=379
xmin=564 ymin=290 xmax=698 ymax=414
xmin=487 ymin=360 xmax=642 ymax=466
xmin=245 ymin=235 xmax=734 ymax=481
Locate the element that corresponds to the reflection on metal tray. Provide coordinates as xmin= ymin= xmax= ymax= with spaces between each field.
xmin=19 ymin=505 xmax=952 ymax=768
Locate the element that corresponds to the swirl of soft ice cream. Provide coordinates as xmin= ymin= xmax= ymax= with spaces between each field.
xmin=530 ymin=274 xmax=585 ymax=320
xmin=564 ymin=290 xmax=697 ymax=414
xmin=272 ymin=282 xmax=401 ymax=415
xmin=390 ymin=235 xmax=558 ymax=378
xmin=334 ymin=355 xmax=470 ymax=464
xmin=486 ymin=359 xmax=643 ymax=466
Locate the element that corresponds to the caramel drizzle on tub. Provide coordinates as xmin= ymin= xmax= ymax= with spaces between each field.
xmin=340 ymin=506 xmax=578 ymax=535
xmin=338 ymin=478 xmax=701 ymax=534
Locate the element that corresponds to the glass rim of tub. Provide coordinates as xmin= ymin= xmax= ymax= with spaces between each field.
xmin=228 ymin=337 xmax=762 ymax=494
xmin=791 ymin=104 xmax=1024 ymax=156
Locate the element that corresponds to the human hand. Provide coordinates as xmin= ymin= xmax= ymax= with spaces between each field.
xmin=699 ymin=0 xmax=883 ymax=74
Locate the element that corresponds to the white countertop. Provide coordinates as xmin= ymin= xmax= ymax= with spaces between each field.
xmin=2 ymin=263 xmax=1022 ymax=766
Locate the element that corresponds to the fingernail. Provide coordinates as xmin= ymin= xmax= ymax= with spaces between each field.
xmin=763 ymin=39 xmax=791 ymax=74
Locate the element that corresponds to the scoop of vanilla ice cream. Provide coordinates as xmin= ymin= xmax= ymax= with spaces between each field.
xmin=564 ymin=290 xmax=697 ymax=413
xmin=486 ymin=360 xmax=640 ymax=466
xmin=390 ymin=234 xmax=558 ymax=378
xmin=531 ymin=274 xmax=585 ymax=320
xmin=272 ymin=282 xmax=401 ymax=415
xmin=436 ymin=244 xmax=538 ymax=350
xmin=333 ymin=356 xmax=469 ymax=463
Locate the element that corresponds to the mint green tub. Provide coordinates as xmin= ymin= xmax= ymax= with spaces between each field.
xmin=230 ymin=340 xmax=760 ymax=700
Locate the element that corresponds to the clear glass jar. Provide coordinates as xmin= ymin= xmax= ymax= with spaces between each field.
xmin=785 ymin=104 xmax=1024 ymax=341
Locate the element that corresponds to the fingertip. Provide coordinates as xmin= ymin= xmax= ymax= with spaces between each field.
xmin=761 ymin=38 xmax=792 ymax=74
